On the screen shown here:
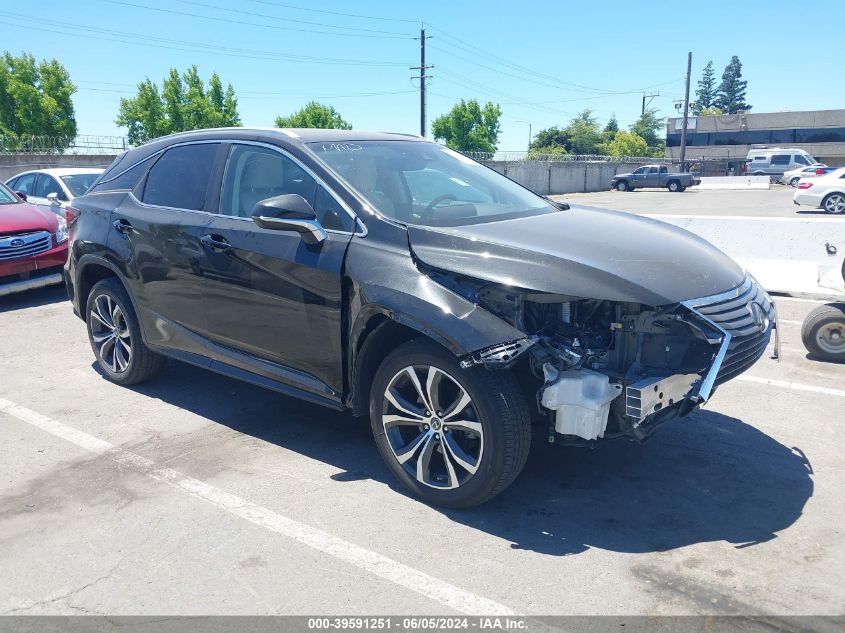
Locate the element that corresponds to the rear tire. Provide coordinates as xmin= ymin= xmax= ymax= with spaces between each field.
xmin=822 ymin=193 xmax=845 ymax=214
xmin=790 ymin=177 xmax=801 ymax=187
xmin=801 ymin=304 xmax=845 ymax=362
xmin=85 ymin=277 xmax=165 ymax=385
xmin=369 ymin=339 xmax=532 ymax=508
xmin=667 ymin=180 xmax=681 ymax=192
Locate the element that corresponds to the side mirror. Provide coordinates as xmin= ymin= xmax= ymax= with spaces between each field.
xmin=251 ymin=194 xmax=327 ymax=245
xmin=15 ymin=191 xmax=27 ymax=202
xmin=47 ymin=192 xmax=61 ymax=205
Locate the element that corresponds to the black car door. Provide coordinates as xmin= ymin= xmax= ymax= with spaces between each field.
xmin=199 ymin=142 xmax=356 ymax=399
xmin=109 ymin=142 xmax=223 ymax=356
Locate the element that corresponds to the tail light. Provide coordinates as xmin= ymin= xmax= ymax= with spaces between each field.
xmin=64 ymin=206 xmax=80 ymax=224
xmin=816 ymin=168 xmax=826 ymax=175
xmin=743 ymin=163 xmax=748 ymax=174
xmin=797 ymin=182 xmax=814 ymax=189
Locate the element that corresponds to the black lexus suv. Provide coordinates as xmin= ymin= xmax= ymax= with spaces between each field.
xmin=65 ymin=128 xmax=777 ymax=507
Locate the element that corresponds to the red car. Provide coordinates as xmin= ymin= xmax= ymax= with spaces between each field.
xmin=0 ymin=181 xmax=70 ymax=297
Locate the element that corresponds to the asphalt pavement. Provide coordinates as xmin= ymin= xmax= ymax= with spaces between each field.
xmin=1 ymin=283 xmax=843 ymax=617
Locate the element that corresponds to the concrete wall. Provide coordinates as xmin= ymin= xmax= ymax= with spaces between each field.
xmin=0 ymin=154 xmax=117 ymax=181
xmin=483 ymin=160 xmax=659 ymax=195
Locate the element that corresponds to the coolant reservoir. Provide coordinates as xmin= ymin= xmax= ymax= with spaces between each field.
xmin=541 ymin=368 xmax=623 ymax=440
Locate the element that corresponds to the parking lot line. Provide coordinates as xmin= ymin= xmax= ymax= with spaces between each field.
xmin=735 ymin=375 xmax=845 ymax=398
xmin=0 ymin=396 xmax=517 ymax=617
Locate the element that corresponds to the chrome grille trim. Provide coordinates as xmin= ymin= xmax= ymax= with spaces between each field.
xmin=683 ymin=275 xmax=776 ymax=402
xmin=0 ymin=230 xmax=52 ymax=260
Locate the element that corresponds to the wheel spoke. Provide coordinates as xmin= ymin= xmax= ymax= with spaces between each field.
xmin=441 ymin=443 xmax=459 ymax=489
xmin=114 ymin=340 xmax=129 ymax=372
xmin=383 ymin=413 xmax=425 ymax=429
xmin=385 ymin=387 xmax=425 ymax=419
xmin=404 ymin=367 xmax=431 ymax=411
xmin=414 ymin=433 xmax=436 ymax=484
xmin=445 ymin=419 xmax=483 ymax=436
xmin=442 ymin=389 xmax=472 ymax=421
xmin=100 ymin=336 xmax=117 ymax=371
xmin=92 ymin=331 xmax=113 ymax=344
xmin=425 ymin=366 xmax=443 ymax=414
xmin=393 ymin=430 xmax=431 ymax=465
xmin=94 ymin=298 xmax=114 ymax=328
xmin=442 ymin=433 xmax=481 ymax=475
xmin=90 ymin=309 xmax=111 ymax=329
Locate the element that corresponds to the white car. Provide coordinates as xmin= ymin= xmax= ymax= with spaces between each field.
xmin=780 ymin=164 xmax=828 ymax=187
xmin=5 ymin=168 xmax=103 ymax=216
xmin=793 ymin=167 xmax=845 ymax=214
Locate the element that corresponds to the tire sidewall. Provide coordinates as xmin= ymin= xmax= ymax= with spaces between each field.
xmin=369 ymin=341 xmax=511 ymax=507
xmin=801 ymin=304 xmax=845 ymax=362
xmin=85 ymin=278 xmax=145 ymax=383
xmin=823 ymin=194 xmax=845 ymax=214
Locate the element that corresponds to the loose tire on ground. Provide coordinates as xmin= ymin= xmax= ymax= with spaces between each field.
xmin=85 ymin=277 xmax=166 ymax=384
xmin=801 ymin=303 xmax=845 ymax=362
xmin=369 ymin=338 xmax=532 ymax=508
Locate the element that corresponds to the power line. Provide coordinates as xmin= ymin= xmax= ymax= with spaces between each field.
xmin=172 ymin=0 xmax=413 ymax=37
xmin=0 ymin=13 xmax=408 ymax=66
xmin=99 ymin=0 xmax=415 ymax=39
xmin=243 ymin=0 xmax=418 ymax=23
xmin=75 ymin=86 xmax=418 ymax=100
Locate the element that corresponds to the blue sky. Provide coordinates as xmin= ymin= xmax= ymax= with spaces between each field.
xmin=3 ymin=0 xmax=844 ymax=150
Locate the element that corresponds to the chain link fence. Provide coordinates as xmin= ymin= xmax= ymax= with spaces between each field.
xmin=0 ymin=134 xmax=128 ymax=155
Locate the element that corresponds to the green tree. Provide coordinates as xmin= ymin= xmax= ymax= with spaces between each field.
xmin=0 ymin=52 xmax=77 ymax=149
xmin=602 ymin=114 xmax=619 ymax=143
xmin=431 ymin=99 xmax=501 ymax=153
xmin=715 ymin=56 xmax=751 ymax=114
xmin=274 ymin=101 xmax=352 ymax=129
xmin=693 ymin=60 xmax=717 ymax=115
xmin=529 ymin=126 xmax=568 ymax=152
xmin=116 ymin=65 xmax=240 ymax=145
xmin=606 ymin=130 xmax=649 ymax=157
xmin=526 ymin=144 xmax=568 ymax=160
xmin=530 ymin=110 xmax=603 ymax=155
xmin=699 ymin=105 xmax=724 ymax=116
xmin=630 ymin=108 xmax=664 ymax=156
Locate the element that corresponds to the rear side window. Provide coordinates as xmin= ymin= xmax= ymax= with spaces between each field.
xmin=12 ymin=173 xmax=36 ymax=195
xmin=771 ymin=154 xmax=791 ymax=165
xmin=142 ymin=143 xmax=219 ymax=211
xmin=89 ymin=155 xmax=156 ymax=193
xmin=34 ymin=175 xmax=64 ymax=200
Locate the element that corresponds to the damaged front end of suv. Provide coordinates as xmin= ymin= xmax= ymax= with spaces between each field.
xmin=450 ymin=275 xmax=777 ymax=444
xmin=407 ymin=206 xmax=778 ymax=446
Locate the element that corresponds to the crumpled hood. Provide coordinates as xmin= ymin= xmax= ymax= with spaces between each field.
xmin=408 ymin=205 xmax=745 ymax=306
xmin=0 ymin=202 xmax=57 ymax=235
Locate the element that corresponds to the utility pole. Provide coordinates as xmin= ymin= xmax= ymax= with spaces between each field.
xmin=641 ymin=92 xmax=659 ymax=115
xmin=679 ymin=51 xmax=692 ymax=171
xmin=410 ymin=26 xmax=433 ymax=137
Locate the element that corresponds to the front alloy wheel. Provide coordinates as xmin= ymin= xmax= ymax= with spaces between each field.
xmin=370 ymin=339 xmax=531 ymax=508
xmin=382 ymin=365 xmax=483 ymax=490
xmin=90 ymin=294 xmax=132 ymax=373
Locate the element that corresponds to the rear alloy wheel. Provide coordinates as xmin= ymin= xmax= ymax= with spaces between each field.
xmin=822 ymin=193 xmax=845 ymax=214
xmin=802 ymin=304 xmax=845 ymax=362
xmin=86 ymin=277 xmax=165 ymax=384
xmin=667 ymin=180 xmax=681 ymax=192
xmin=790 ymin=177 xmax=801 ymax=187
xmin=615 ymin=181 xmax=629 ymax=192
xmin=370 ymin=339 xmax=531 ymax=507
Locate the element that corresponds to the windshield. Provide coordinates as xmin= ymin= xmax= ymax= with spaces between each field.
xmin=308 ymin=140 xmax=555 ymax=227
xmin=60 ymin=173 xmax=99 ymax=197
xmin=0 ymin=182 xmax=20 ymax=205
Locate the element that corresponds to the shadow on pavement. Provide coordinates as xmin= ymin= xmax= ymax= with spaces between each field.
xmin=0 ymin=284 xmax=67 ymax=313
xmin=121 ymin=358 xmax=814 ymax=558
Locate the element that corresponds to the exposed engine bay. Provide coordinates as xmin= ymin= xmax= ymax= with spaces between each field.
xmin=430 ymin=271 xmax=733 ymax=444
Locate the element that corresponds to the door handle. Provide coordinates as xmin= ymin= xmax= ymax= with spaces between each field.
xmin=200 ymin=234 xmax=232 ymax=253
xmin=113 ymin=218 xmax=133 ymax=235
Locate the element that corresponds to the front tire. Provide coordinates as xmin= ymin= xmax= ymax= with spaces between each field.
xmin=369 ymin=339 xmax=532 ymax=508
xmin=615 ymin=180 xmax=629 ymax=192
xmin=802 ymin=304 xmax=845 ymax=362
xmin=822 ymin=193 xmax=845 ymax=214
xmin=86 ymin=277 xmax=165 ymax=384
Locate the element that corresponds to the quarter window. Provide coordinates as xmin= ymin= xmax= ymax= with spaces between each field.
xmin=142 ymin=143 xmax=219 ymax=211
xmin=220 ymin=144 xmax=317 ymax=219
